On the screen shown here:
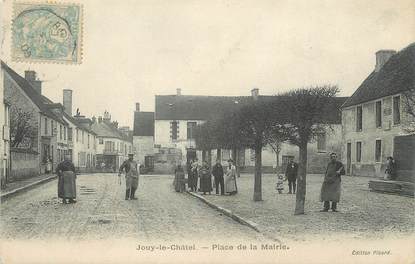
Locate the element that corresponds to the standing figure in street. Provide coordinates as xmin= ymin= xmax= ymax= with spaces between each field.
xmin=224 ymin=159 xmax=237 ymax=195
xmin=285 ymin=158 xmax=298 ymax=194
xmin=56 ymin=154 xmax=77 ymax=204
xmin=119 ymin=154 xmax=140 ymax=200
xmin=276 ymin=174 xmax=285 ymax=194
xmin=187 ymin=160 xmax=195 ymax=191
xmin=199 ymin=161 xmax=212 ymax=195
xmin=212 ymin=159 xmax=224 ymax=195
xmin=191 ymin=158 xmax=200 ymax=192
xmin=174 ymin=163 xmax=186 ymax=193
xmin=384 ymin=156 xmax=396 ymax=180
xmin=320 ymin=152 xmax=345 ymax=212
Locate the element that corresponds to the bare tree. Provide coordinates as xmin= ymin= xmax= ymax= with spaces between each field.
xmin=278 ymin=85 xmax=339 ymax=215
xmin=10 ymin=107 xmax=37 ymax=148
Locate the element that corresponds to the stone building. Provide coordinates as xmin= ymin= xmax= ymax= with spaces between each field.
xmin=0 ymin=64 xmax=11 ymax=188
xmin=91 ymin=111 xmax=133 ymax=172
xmin=153 ymin=88 xmax=346 ymax=173
xmin=2 ymin=62 xmax=70 ymax=178
xmin=341 ymin=43 xmax=415 ymax=180
xmin=132 ymin=103 xmax=154 ymax=170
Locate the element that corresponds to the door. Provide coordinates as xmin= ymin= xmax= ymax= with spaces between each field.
xmin=346 ymin=143 xmax=352 ymax=175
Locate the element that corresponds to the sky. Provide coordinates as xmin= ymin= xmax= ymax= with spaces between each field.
xmin=1 ymin=0 xmax=414 ymax=127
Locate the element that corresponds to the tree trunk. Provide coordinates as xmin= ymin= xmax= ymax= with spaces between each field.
xmin=231 ymin=148 xmax=240 ymax=178
xmin=202 ymin=150 xmax=206 ymax=162
xmin=216 ymin=149 xmax=221 ymax=161
xmin=207 ymin=149 xmax=212 ymax=167
xmin=275 ymin=150 xmax=280 ymax=175
xmin=253 ymin=141 xmax=262 ymax=201
xmin=294 ymin=141 xmax=308 ymax=215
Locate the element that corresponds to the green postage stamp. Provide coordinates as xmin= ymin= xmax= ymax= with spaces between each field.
xmin=12 ymin=2 xmax=83 ymax=64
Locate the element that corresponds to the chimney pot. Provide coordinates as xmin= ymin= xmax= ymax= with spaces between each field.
xmin=251 ymin=88 xmax=259 ymax=99
xmin=135 ymin=103 xmax=140 ymax=112
xmin=176 ymin=88 xmax=181 ymax=96
xmin=375 ymin=50 xmax=396 ymax=72
xmin=24 ymin=70 xmax=36 ymax=81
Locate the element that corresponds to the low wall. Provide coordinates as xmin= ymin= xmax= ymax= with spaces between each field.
xmin=10 ymin=149 xmax=39 ymax=181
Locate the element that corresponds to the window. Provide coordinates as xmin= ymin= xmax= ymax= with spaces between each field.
xmin=51 ymin=120 xmax=54 ymax=135
xmin=356 ymin=142 xmax=362 ymax=162
xmin=87 ymin=134 xmax=90 ymax=148
xmin=187 ymin=122 xmax=197 ymax=139
xmin=393 ymin=96 xmax=400 ymax=125
xmin=68 ymin=128 xmax=73 ymax=141
xmin=59 ymin=125 xmax=62 ymax=140
xmin=375 ymin=101 xmax=382 ymax=128
xmin=79 ymin=152 xmax=86 ymax=166
xmin=171 ymin=121 xmax=178 ymax=141
xmin=64 ymin=127 xmax=66 ymax=140
xmin=82 ymin=131 xmax=84 ymax=144
xmin=375 ymin=140 xmax=382 ymax=162
xmin=356 ymin=106 xmax=362 ymax=131
xmin=317 ymin=132 xmax=326 ymax=152
xmin=99 ymin=138 xmax=104 ymax=144
xmin=44 ymin=118 xmax=48 ymax=135
xmin=76 ymin=129 xmax=79 ymax=142
xmin=104 ymin=141 xmax=112 ymax=152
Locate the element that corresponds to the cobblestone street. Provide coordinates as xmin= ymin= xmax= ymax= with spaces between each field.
xmin=0 ymin=173 xmax=265 ymax=242
xmin=198 ymin=173 xmax=415 ymax=242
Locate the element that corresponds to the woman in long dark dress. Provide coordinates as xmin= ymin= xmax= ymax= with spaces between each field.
xmin=174 ymin=164 xmax=185 ymax=192
xmin=199 ymin=161 xmax=212 ymax=195
xmin=56 ymin=154 xmax=77 ymax=204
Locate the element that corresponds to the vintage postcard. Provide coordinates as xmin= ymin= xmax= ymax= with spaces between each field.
xmin=0 ymin=0 xmax=414 ymax=263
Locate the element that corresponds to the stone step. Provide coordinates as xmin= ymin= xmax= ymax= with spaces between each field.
xmin=368 ymin=180 xmax=414 ymax=197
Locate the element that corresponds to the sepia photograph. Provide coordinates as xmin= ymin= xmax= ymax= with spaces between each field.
xmin=0 ymin=0 xmax=414 ymax=263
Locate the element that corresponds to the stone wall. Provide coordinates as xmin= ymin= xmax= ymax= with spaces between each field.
xmin=10 ymin=149 xmax=39 ymax=180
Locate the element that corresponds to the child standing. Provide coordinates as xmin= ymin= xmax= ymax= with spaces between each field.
xmin=276 ymin=174 xmax=285 ymax=194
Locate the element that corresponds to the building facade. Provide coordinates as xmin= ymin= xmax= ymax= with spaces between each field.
xmin=133 ymin=103 xmax=155 ymax=169
xmin=342 ymin=44 xmax=415 ymax=180
xmin=0 ymin=65 xmax=11 ymax=188
xmin=152 ymin=88 xmax=346 ymax=174
xmin=92 ymin=111 xmax=132 ymax=172
xmin=2 ymin=63 xmax=71 ymax=178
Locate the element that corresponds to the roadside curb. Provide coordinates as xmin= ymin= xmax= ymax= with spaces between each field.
xmin=186 ymin=191 xmax=260 ymax=233
xmin=1 ymin=175 xmax=57 ymax=202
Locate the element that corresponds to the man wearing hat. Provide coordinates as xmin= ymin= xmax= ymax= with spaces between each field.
xmin=320 ymin=152 xmax=345 ymax=212
xmin=118 ymin=153 xmax=140 ymax=200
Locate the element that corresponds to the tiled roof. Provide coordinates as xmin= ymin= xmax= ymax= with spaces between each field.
xmin=155 ymin=94 xmax=346 ymax=124
xmin=1 ymin=61 xmax=67 ymax=124
xmin=91 ymin=121 xmax=132 ymax=142
xmin=155 ymin=95 xmax=264 ymax=120
xmin=64 ymin=113 xmax=97 ymax=135
xmin=342 ymin=43 xmax=415 ymax=108
xmin=133 ymin=111 xmax=154 ymax=136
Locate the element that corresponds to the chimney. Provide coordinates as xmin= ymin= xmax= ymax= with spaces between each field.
xmin=135 ymin=103 xmax=140 ymax=112
xmin=98 ymin=116 xmax=103 ymax=123
xmin=25 ymin=70 xmax=42 ymax=94
xmin=375 ymin=50 xmax=396 ymax=72
xmin=176 ymin=88 xmax=181 ymax=96
xmin=103 ymin=110 xmax=111 ymax=122
xmin=251 ymin=88 xmax=259 ymax=100
xmin=62 ymin=89 xmax=73 ymax=116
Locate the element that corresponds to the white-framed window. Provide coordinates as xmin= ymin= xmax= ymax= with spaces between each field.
xmin=375 ymin=139 xmax=382 ymax=162
xmin=393 ymin=96 xmax=401 ymax=125
xmin=375 ymin=100 xmax=382 ymax=128
xmin=356 ymin=141 xmax=362 ymax=163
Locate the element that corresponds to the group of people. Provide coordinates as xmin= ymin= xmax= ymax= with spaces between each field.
xmin=174 ymin=158 xmax=238 ymax=195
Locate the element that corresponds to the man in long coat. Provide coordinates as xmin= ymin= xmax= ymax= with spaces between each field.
xmin=56 ymin=154 xmax=77 ymax=204
xmin=212 ymin=159 xmax=224 ymax=195
xmin=119 ymin=154 xmax=140 ymax=200
xmin=320 ymin=152 xmax=345 ymax=212
xmin=285 ymin=158 xmax=298 ymax=194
